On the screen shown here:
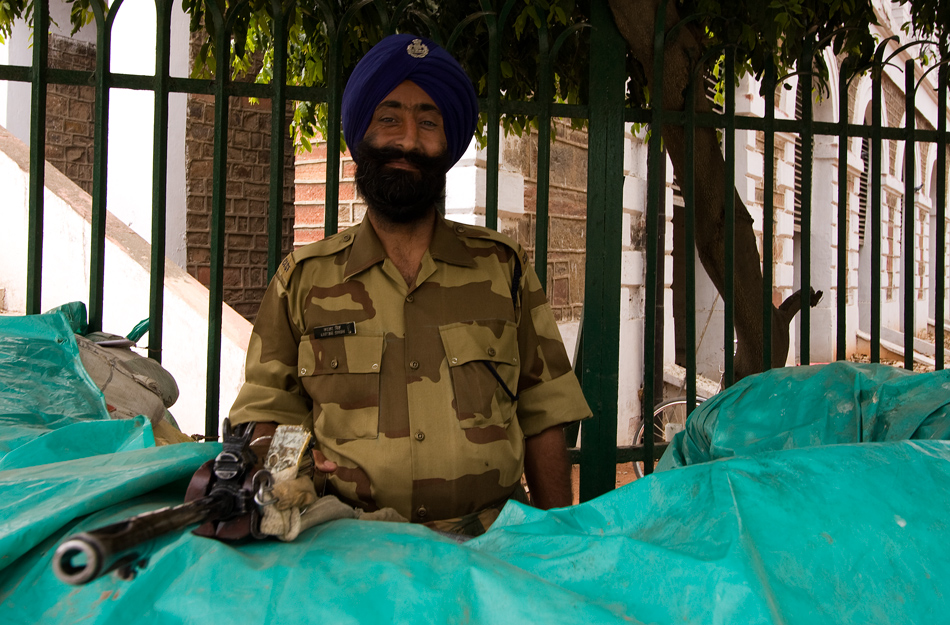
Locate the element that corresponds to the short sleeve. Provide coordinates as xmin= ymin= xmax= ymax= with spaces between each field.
xmin=514 ymin=258 xmax=592 ymax=437
xmin=229 ymin=271 xmax=311 ymax=427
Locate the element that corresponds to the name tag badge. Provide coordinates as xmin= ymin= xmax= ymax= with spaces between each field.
xmin=313 ymin=322 xmax=357 ymax=339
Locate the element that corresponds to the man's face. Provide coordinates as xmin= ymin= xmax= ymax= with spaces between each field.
xmin=355 ymin=81 xmax=452 ymax=224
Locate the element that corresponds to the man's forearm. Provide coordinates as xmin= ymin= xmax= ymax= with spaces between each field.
xmin=523 ymin=425 xmax=573 ymax=509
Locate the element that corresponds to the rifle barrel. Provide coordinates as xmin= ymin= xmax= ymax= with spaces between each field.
xmin=53 ymin=494 xmax=229 ymax=585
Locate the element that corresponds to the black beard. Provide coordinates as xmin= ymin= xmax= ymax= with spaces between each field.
xmin=354 ymin=141 xmax=451 ymax=225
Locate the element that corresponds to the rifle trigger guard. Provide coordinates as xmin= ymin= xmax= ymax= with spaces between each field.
xmin=253 ymin=469 xmax=275 ymax=507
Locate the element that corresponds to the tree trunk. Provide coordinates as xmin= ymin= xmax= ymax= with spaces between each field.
xmin=608 ymin=0 xmax=819 ymax=380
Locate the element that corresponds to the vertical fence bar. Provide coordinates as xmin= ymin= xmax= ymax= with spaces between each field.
xmin=534 ymin=21 xmax=552 ymax=288
xmin=324 ymin=32 xmax=343 ymax=237
xmin=25 ymin=0 xmax=50 ymax=315
xmin=722 ymin=46 xmax=736 ymax=386
xmin=903 ymin=59 xmax=916 ymax=369
xmin=651 ymin=144 xmax=666 ymax=424
xmin=325 ymin=0 xmax=380 ymax=237
xmin=268 ymin=1 xmax=290 ymax=277
xmin=836 ymin=66 xmax=849 ymax=360
xmin=205 ymin=9 xmax=231 ymax=439
xmin=88 ymin=0 xmax=119 ymax=333
xmin=481 ymin=0 xmax=504 ymax=230
xmin=799 ymin=41 xmax=813 ymax=365
xmin=937 ymin=65 xmax=948 ymax=370
xmin=149 ymin=0 xmax=174 ymax=363
xmin=762 ymin=61 xmax=776 ymax=370
xmin=684 ymin=77 xmax=697 ymax=409
xmin=579 ymin=0 xmax=624 ymax=497
xmin=870 ymin=64 xmax=883 ymax=362
xmin=639 ymin=0 xmax=668 ymax=477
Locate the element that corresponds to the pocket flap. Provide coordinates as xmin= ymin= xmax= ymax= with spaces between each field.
xmin=439 ymin=320 xmax=519 ymax=368
xmin=298 ymin=333 xmax=384 ymax=376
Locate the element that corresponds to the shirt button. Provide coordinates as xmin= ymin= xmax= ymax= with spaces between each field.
xmin=406 ymin=294 xmax=414 ymax=303
xmin=299 ymin=368 xmax=307 ymax=376
xmin=487 ymin=347 xmax=496 ymax=357
xmin=416 ymin=506 xmax=428 ymax=519
xmin=415 ymin=431 xmax=425 ymax=441
xmin=330 ymin=359 xmax=339 ymax=369
xmin=343 ymin=234 xmax=351 ymax=241
xmin=409 ymin=360 xmax=420 ymax=370
xmin=455 ymin=225 xmax=465 ymax=234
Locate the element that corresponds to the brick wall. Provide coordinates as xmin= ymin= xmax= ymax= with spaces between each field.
xmin=504 ymin=122 xmax=588 ymax=323
xmin=184 ymin=93 xmax=296 ymax=320
xmin=45 ymin=34 xmax=95 ymax=195
xmin=294 ymin=139 xmax=364 ymax=245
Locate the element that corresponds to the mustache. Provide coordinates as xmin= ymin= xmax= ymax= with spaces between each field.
xmin=354 ymin=139 xmax=449 ymax=223
xmin=357 ymin=143 xmax=450 ymax=173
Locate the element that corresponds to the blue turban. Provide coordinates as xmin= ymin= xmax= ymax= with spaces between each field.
xmin=342 ymin=34 xmax=478 ymax=167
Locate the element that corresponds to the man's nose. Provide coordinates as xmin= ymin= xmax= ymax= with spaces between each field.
xmin=394 ymin=121 xmax=420 ymax=151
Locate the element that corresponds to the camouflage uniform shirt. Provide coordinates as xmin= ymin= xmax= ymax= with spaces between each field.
xmin=230 ymin=214 xmax=591 ymax=523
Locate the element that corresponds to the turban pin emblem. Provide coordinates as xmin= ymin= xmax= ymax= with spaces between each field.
xmin=407 ymin=38 xmax=429 ymax=59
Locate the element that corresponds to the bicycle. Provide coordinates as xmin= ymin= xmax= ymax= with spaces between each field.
xmin=631 ymin=323 xmax=729 ymax=478
xmin=632 ymin=395 xmax=708 ymax=478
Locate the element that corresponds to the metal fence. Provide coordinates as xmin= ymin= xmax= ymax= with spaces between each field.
xmin=1 ymin=0 xmax=948 ymax=502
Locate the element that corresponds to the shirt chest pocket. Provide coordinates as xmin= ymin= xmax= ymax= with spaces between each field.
xmin=439 ymin=320 xmax=520 ymax=429
xmin=298 ymin=333 xmax=383 ymax=440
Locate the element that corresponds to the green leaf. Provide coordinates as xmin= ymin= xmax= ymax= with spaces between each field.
xmin=314 ymin=58 xmax=324 ymax=82
xmin=526 ymin=5 xmax=541 ymax=28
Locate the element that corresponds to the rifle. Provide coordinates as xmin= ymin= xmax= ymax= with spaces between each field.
xmin=52 ymin=418 xmax=267 ymax=585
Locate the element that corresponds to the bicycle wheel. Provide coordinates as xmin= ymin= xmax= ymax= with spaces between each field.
xmin=633 ymin=396 xmax=706 ymax=478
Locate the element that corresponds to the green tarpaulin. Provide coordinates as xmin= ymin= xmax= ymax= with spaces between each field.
xmin=1 ymin=311 xmax=948 ymax=624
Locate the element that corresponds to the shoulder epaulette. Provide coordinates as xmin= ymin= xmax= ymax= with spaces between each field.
xmin=455 ymin=222 xmax=521 ymax=252
xmin=275 ymin=225 xmax=359 ymax=288
xmin=451 ymin=221 xmax=527 ymax=309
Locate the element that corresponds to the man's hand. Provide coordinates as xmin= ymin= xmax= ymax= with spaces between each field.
xmin=311 ymin=447 xmax=338 ymax=473
xmin=247 ymin=421 xmax=278 ymax=462
xmin=523 ymin=425 xmax=573 ymax=509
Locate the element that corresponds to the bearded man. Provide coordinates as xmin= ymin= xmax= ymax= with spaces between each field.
xmin=228 ymin=34 xmax=591 ymax=536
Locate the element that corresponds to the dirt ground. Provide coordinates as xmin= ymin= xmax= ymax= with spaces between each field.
xmin=570 ymin=463 xmax=640 ymax=505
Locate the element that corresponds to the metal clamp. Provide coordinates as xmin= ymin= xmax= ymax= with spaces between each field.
xmin=252 ymin=470 xmax=275 ymax=507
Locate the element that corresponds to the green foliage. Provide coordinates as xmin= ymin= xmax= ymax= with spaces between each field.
xmin=65 ymin=0 xmax=96 ymax=34
xmin=175 ymin=0 xmax=595 ymax=149
xmin=683 ymin=0 xmax=881 ymax=92
xmin=0 ymin=0 xmax=945 ymax=145
xmin=900 ymin=0 xmax=950 ymax=57
xmin=0 ymin=0 xmax=31 ymax=43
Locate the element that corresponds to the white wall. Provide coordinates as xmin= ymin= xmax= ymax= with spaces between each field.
xmin=107 ymin=1 xmax=190 ymax=268
xmin=618 ymin=126 xmax=648 ymax=445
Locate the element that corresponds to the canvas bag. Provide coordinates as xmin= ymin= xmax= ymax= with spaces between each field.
xmin=74 ymin=332 xmax=179 ymax=424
